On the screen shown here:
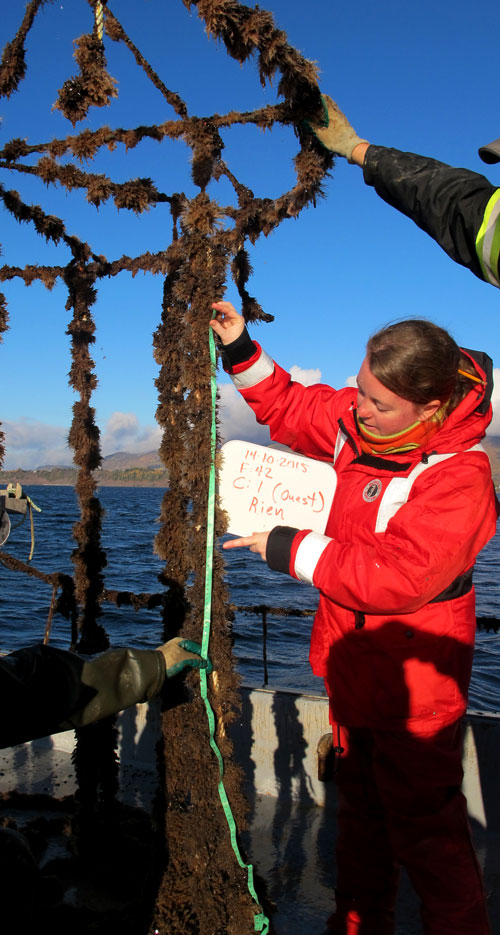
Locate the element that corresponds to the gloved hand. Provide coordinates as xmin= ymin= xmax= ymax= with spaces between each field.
xmin=306 ymin=94 xmax=368 ymax=162
xmin=157 ymin=637 xmax=213 ymax=678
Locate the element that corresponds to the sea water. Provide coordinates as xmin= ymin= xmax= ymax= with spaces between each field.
xmin=1 ymin=485 xmax=499 ymax=713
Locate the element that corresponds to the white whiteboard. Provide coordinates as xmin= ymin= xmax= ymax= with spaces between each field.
xmin=218 ymin=440 xmax=337 ymax=537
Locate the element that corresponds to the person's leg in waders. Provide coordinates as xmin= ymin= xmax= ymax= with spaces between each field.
xmin=326 ymin=721 xmax=491 ymax=935
xmin=326 ymin=724 xmax=399 ymax=935
xmin=376 ymin=721 xmax=490 ymax=935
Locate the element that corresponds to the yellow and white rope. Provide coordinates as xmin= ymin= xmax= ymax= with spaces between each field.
xmin=95 ymin=0 xmax=104 ymax=43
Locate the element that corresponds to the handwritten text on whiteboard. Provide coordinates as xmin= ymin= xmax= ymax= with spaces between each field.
xmin=219 ymin=440 xmax=337 ymax=536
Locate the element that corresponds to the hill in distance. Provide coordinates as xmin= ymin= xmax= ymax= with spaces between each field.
xmin=100 ymin=451 xmax=163 ymax=470
xmin=36 ymin=451 xmax=163 ymax=471
xmin=3 ymin=439 xmax=500 ymax=487
xmin=482 ymin=437 xmax=500 ymax=485
xmin=0 ymin=451 xmax=167 ymax=487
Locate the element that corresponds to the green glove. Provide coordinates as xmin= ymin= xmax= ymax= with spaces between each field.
xmin=158 ymin=637 xmax=213 ymax=678
xmin=306 ymin=94 xmax=367 ymax=162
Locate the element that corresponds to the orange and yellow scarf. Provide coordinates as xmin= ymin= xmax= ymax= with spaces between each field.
xmin=358 ymin=405 xmax=448 ymax=456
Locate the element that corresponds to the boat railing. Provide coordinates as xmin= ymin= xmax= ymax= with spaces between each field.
xmin=1 ymin=550 xmax=499 ymax=683
xmin=234 ymin=604 xmax=500 ymax=686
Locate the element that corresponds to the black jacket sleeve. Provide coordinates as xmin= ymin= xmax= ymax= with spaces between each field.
xmin=219 ymin=327 xmax=257 ymax=370
xmin=0 ymin=643 xmax=165 ymax=748
xmin=363 ymin=144 xmax=498 ymax=282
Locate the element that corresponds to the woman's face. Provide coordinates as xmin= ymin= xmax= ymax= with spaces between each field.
xmin=356 ymin=357 xmax=436 ymax=436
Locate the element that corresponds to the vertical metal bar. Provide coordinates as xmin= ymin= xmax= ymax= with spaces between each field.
xmin=262 ymin=607 xmax=268 ymax=686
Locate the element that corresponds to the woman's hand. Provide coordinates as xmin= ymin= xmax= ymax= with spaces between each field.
xmin=222 ymin=531 xmax=270 ymax=561
xmin=211 ymin=300 xmax=245 ymax=346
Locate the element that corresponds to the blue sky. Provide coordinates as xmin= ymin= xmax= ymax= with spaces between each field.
xmin=1 ymin=0 xmax=499 ymax=468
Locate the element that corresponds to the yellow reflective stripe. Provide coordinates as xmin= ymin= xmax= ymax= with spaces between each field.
xmin=476 ymin=189 xmax=500 ymax=288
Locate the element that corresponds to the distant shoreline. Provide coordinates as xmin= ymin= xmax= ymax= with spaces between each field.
xmin=0 ymin=468 xmax=169 ymax=488
xmin=2 ymin=434 xmax=500 ymax=489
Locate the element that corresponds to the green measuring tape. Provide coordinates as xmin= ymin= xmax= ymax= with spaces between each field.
xmin=199 ymin=322 xmax=269 ymax=934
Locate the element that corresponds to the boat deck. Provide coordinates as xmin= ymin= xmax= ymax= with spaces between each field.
xmin=244 ymin=793 xmax=500 ymax=935
xmin=2 ymin=687 xmax=500 ymax=933
xmin=231 ymin=686 xmax=500 ymax=933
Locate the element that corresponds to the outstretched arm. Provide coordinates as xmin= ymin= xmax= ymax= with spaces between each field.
xmin=0 ymin=638 xmax=211 ymax=748
xmin=307 ymin=94 xmax=500 ymax=287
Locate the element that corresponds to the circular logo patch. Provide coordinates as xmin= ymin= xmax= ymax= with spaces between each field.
xmin=362 ymin=479 xmax=382 ymax=502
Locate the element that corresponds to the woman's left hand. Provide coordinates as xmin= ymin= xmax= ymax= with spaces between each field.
xmin=222 ymin=531 xmax=270 ymax=561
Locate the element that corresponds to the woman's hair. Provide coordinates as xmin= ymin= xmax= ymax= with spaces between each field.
xmin=366 ymin=319 xmax=477 ymax=413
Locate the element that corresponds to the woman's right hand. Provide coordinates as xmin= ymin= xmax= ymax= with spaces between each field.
xmin=210 ymin=301 xmax=245 ymax=345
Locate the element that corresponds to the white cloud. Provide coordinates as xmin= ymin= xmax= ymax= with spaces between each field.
xmin=217 ymin=384 xmax=270 ymax=445
xmin=1 ymin=419 xmax=71 ymax=469
xmin=0 ymin=366 xmax=329 ymax=469
xmin=1 ymin=395 xmax=269 ymax=469
xmin=487 ymin=368 xmax=500 ymax=435
xmin=1 ymin=412 xmax=163 ymax=470
xmin=100 ymin=411 xmax=162 ymax=455
xmin=217 ymin=366 xmax=324 ymax=444
xmin=289 ymin=365 xmax=322 ymax=387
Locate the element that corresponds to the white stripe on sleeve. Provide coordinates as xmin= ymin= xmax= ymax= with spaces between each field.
xmin=230 ymin=349 xmax=275 ymax=389
xmin=294 ymin=532 xmax=332 ymax=585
